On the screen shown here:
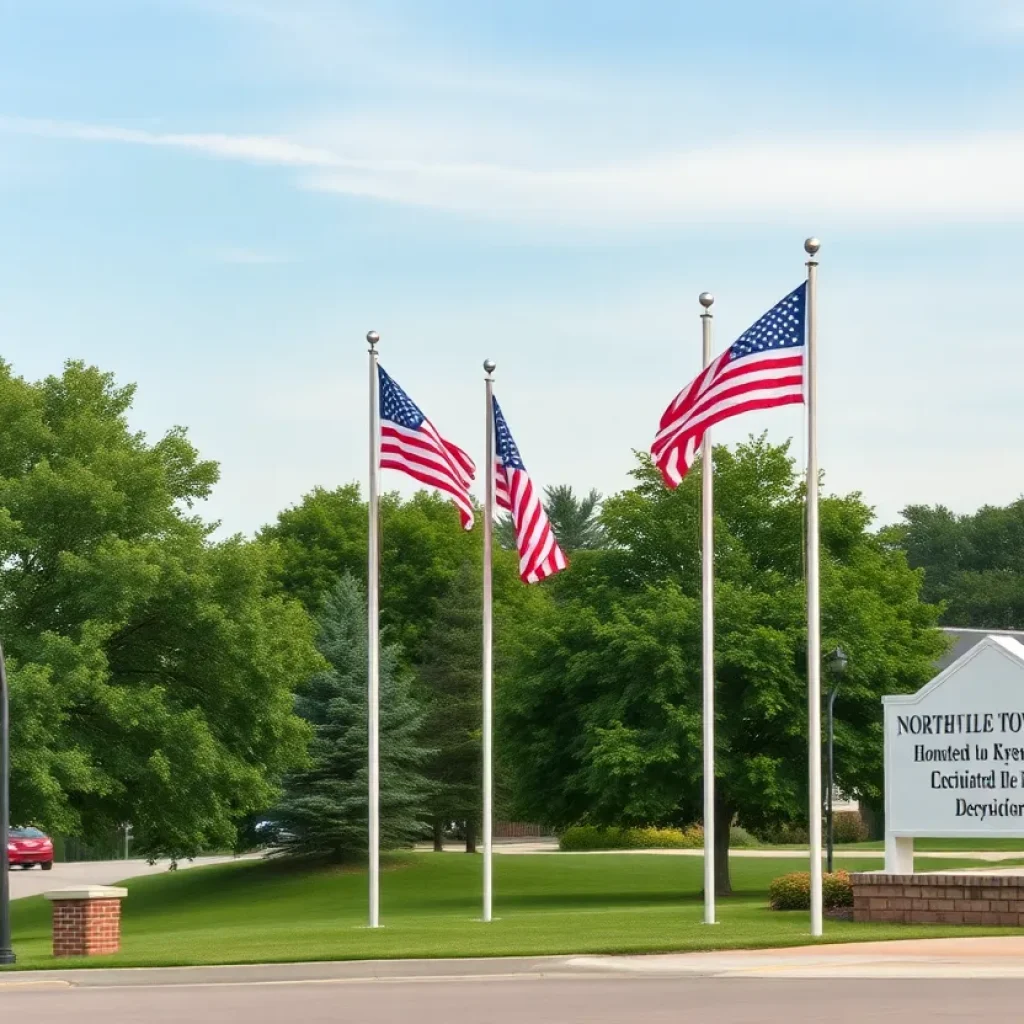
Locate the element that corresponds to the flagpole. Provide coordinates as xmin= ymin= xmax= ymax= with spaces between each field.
xmin=804 ymin=238 xmax=824 ymax=938
xmin=481 ymin=358 xmax=496 ymax=924
xmin=698 ymin=292 xmax=717 ymax=926
xmin=0 ymin=639 xmax=15 ymax=966
xmin=367 ymin=329 xmax=381 ymax=930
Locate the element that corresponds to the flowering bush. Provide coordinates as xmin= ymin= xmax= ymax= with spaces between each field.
xmin=769 ymin=870 xmax=853 ymax=910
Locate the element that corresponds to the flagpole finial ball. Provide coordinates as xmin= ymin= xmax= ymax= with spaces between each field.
xmin=366 ymin=330 xmax=379 ymax=348
xmin=483 ymin=359 xmax=497 ymax=375
xmin=804 ymin=237 xmax=821 ymax=255
xmin=698 ymin=292 xmax=715 ymax=309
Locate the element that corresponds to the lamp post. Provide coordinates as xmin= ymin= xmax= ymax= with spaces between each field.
xmin=825 ymin=646 xmax=848 ymax=874
xmin=1 ymin=638 xmax=15 ymax=966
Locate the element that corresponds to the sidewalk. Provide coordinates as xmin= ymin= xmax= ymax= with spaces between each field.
xmin=568 ymin=936 xmax=1024 ymax=979
xmin=6 ymin=936 xmax=1024 ymax=988
xmin=440 ymin=840 xmax=1024 ymax=862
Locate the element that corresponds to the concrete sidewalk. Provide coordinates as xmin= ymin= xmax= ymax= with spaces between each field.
xmin=6 ymin=936 xmax=1024 ymax=988
xmin=569 ymin=936 xmax=1024 ymax=979
xmin=437 ymin=840 xmax=1024 ymax=861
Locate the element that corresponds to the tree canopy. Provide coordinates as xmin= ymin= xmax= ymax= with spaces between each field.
xmin=497 ymin=484 xmax=605 ymax=554
xmin=2 ymin=361 xmax=320 ymax=858
xmin=499 ymin=438 xmax=946 ymax=892
xmin=886 ymin=500 xmax=1024 ymax=628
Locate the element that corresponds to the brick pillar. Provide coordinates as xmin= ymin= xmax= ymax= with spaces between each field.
xmin=44 ymin=886 xmax=128 ymax=958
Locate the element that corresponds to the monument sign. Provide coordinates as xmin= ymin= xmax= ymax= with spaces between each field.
xmin=883 ymin=634 xmax=1024 ymax=872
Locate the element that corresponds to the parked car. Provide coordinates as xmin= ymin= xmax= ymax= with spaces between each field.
xmin=7 ymin=826 xmax=54 ymax=870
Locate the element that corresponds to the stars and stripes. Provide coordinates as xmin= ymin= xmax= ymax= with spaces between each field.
xmin=378 ymin=365 xmax=477 ymax=529
xmin=493 ymin=397 xmax=567 ymax=583
xmin=651 ymin=283 xmax=807 ymax=488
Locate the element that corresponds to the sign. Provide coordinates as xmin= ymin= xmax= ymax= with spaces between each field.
xmin=885 ymin=634 xmax=1024 ymax=840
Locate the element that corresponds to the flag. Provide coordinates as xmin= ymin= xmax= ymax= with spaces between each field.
xmin=651 ymin=283 xmax=807 ymax=488
xmin=492 ymin=397 xmax=567 ymax=583
xmin=378 ymin=365 xmax=476 ymax=529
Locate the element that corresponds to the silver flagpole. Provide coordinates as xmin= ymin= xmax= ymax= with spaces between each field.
xmin=803 ymin=238 xmax=824 ymax=937
xmin=367 ymin=329 xmax=381 ymax=930
xmin=482 ymin=358 xmax=496 ymax=923
xmin=0 ymin=639 xmax=15 ymax=965
xmin=699 ymin=292 xmax=717 ymax=927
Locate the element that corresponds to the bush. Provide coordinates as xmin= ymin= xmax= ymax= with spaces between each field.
xmin=559 ymin=825 xmax=702 ymax=851
xmin=752 ymin=821 xmax=810 ymax=845
xmin=728 ymin=825 xmax=760 ymax=849
xmin=832 ymin=811 xmax=869 ymax=844
xmin=559 ymin=824 xmax=759 ymax=852
xmin=768 ymin=870 xmax=853 ymax=911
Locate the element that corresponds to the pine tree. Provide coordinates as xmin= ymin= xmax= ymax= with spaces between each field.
xmin=417 ymin=561 xmax=483 ymax=852
xmin=275 ymin=574 xmax=432 ymax=861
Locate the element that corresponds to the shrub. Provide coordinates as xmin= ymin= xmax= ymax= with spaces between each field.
xmin=559 ymin=823 xmax=759 ymax=851
xmin=832 ymin=811 xmax=869 ymax=844
xmin=753 ymin=821 xmax=810 ymax=845
xmin=768 ymin=870 xmax=853 ymax=911
xmin=559 ymin=825 xmax=702 ymax=851
xmin=728 ymin=825 xmax=760 ymax=849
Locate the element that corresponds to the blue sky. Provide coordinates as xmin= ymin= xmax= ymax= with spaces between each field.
xmin=1 ymin=0 xmax=1023 ymax=535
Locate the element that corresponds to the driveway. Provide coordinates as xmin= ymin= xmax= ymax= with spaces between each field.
xmin=8 ymin=855 xmax=252 ymax=900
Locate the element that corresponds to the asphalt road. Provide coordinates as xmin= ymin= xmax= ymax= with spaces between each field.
xmin=3 ymin=976 xmax=1024 ymax=1023
xmin=8 ymin=855 xmax=251 ymax=900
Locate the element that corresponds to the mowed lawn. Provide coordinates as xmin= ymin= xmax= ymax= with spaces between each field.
xmin=6 ymin=852 xmax=1024 ymax=970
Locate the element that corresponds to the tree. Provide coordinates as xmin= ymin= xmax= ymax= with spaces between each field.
xmin=499 ymin=438 xmax=945 ymax=894
xmin=1 ymin=361 xmax=320 ymax=858
xmin=274 ymin=575 xmax=431 ymax=860
xmin=497 ymin=485 xmax=605 ymax=553
xmin=887 ymin=499 xmax=1024 ymax=628
xmin=262 ymin=488 xmax=477 ymax=663
xmin=416 ymin=561 xmax=482 ymax=852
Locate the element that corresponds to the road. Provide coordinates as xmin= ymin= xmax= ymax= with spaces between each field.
xmin=7 ymin=855 xmax=251 ymax=900
xmin=3 ymin=955 xmax=1024 ymax=1023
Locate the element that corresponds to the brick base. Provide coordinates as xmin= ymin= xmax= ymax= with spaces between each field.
xmin=850 ymin=872 xmax=1024 ymax=926
xmin=52 ymin=898 xmax=123 ymax=957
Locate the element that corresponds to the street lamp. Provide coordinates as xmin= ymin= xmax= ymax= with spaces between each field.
xmin=825 ymin=646 xmax=848 ymax=874
xmin=0 ymin=639 xmax=15 ymax=966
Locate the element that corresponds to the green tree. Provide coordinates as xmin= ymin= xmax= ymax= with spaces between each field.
xmin=417 ymin=561 xmax=482 ymax=852
xmin=1 ymin=361 xmax=319 ymax=858
xmin=262 ymin=488 xmax=477 ymax=663
xmin=497 ymin=485 xmax=605 ymax=553
xmin=500 ymin=439 xmax=945 ymax=894
xmin=887 ymin=499 xmax=1024 ymax=628
xmin=274 ymin=575 xmax=431 ymax=860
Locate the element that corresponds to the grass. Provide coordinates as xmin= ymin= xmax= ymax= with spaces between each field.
xmin=839 ymin=838 xmax=1024 ymax=853
xmin=762 ymin=838 xmax=1024 ymax=853
xmin=5 ymin=851 xmax=1024 ymax=971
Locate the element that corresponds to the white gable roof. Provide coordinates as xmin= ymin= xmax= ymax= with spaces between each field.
xmin=884 ymin=633 xmax=1024 ymax=707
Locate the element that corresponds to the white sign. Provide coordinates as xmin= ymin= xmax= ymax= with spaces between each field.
xmin=883 ymin=635 xmax=1024 ymax=870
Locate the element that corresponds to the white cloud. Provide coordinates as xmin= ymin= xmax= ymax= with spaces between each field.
xmin=8 ymin=115 xmax=1024 ymax=228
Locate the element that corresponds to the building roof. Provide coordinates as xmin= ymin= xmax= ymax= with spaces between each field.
xmin=938 ymin=627 xmax=1024 ymax=670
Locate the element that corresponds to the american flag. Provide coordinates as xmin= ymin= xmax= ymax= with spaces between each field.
xmin=493 ymin=397 xmax=567 ymax=583
xmin=651 ymin=283 xmax=807 ymax=488
xmin=379 ymin=365 xmax=476 ymax=529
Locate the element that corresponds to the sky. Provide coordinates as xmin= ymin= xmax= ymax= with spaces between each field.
xmin=1 ymin=0 xmax=1023 ymax=536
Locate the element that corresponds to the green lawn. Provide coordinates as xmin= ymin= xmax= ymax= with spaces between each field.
xmin=6 ymin=851 xmax=1024 ymax=970
xmin=836 ymin=838 xmax=1024 ymax=853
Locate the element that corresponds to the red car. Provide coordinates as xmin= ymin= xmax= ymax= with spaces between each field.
xmin=7 ymin=827 xmax=54 ymax=870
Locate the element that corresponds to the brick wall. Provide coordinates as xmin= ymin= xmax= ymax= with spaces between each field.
xmin=52 ymin=898 xmax=123 ymax=957
xmin=851 ymin=872 xmax=1024 ymax=926
xmin=493 ymin=821 xmax=548 ymax=839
